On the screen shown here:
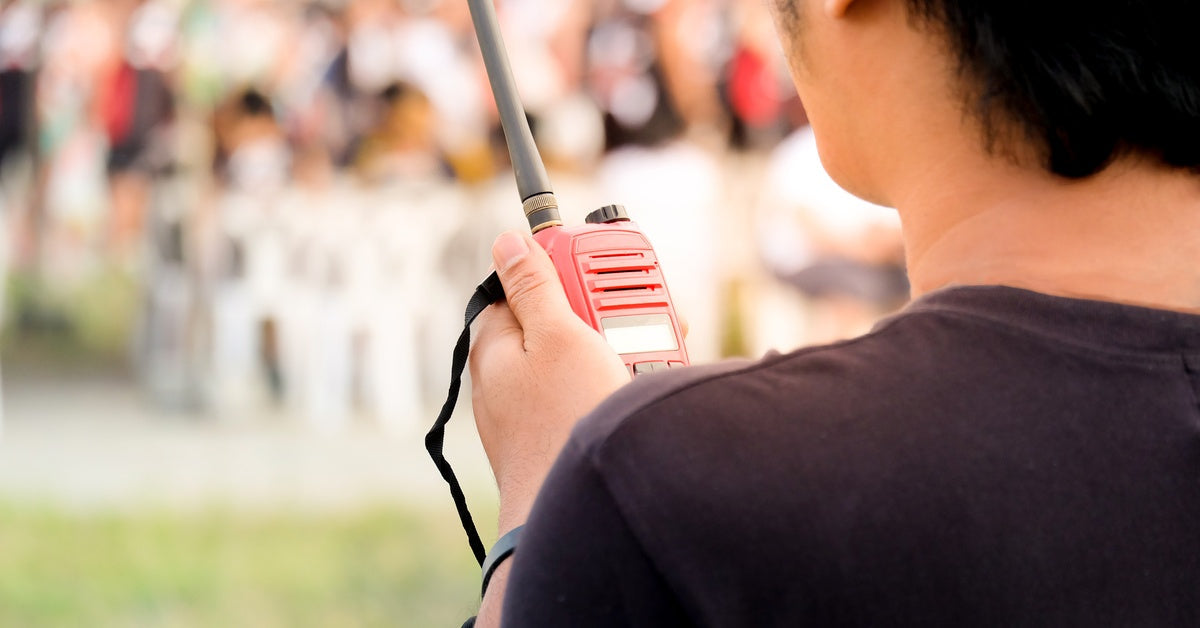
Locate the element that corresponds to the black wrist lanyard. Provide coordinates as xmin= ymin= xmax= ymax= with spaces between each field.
xmin=425 ymin=271 xmax=506 ymax=566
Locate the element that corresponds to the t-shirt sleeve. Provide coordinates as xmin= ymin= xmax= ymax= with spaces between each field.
xmin=501 ymin=437 xmax=690 ymax=627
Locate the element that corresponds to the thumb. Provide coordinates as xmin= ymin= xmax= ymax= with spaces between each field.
xmin=491 ymin=231 xmax=578 ymax=334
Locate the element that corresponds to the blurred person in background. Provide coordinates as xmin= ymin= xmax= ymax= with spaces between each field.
xmin=464 ymin=0 xmax=1200 ymax=624
xmin=31 ymin=0 xmax=113 ymax=279
xmin=207 ymin=88 xmax=290 ymax=410
xmin=720 ymin=0 xmax=796 ymax=150
xmin=278 ymin=2 xmax=350 ymax=185
xmin=212 ymin=87 xmax=289 ymax=192
xmin=353 ymin=81 xmax=445 ymax=184
xmin=0 ymin=0 xmax=37 ymax=176
xmin=586 ymin=0 xmax=691 ymax=151
xmin=97 ymin=0 xmax=177 ymax=260
xmin=342 ymin=0 xmax=488 ymax=175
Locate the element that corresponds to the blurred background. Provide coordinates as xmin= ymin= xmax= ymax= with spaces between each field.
xmin=0 ymin=0 xmax=906 ymax=624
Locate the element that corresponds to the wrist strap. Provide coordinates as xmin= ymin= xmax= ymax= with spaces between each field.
xmin=481 ymin=525 xmax=524 ymax=597
xmin=425 ymin=271 xmax=506 ymax=566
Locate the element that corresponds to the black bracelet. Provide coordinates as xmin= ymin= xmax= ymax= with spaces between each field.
xmin=481 ymin=525 xmax=524 ymax=597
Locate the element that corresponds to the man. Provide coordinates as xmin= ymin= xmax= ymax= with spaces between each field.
xmin=468 ymin=0 xmax=1200 ymax=624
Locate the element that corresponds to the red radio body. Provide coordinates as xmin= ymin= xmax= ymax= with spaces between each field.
xmin=534 ymin=219 xmax=690 ymax=376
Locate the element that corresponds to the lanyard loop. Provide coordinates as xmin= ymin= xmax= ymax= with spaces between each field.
xmin=425 ymin=271 xmax=506 ymax=566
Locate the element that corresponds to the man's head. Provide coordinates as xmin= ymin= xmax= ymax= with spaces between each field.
xmin=769 ymin=0 xmax=1200 ymax=205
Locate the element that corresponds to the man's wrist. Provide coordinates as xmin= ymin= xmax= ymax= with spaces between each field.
xmin=494 ymin=462 xmax=554 ymax=532
xmin=497 ymin=496 xmax=534 ymax=535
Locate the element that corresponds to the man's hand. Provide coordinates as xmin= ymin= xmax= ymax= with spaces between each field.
xmin=469 ymin=231 xmax=631 ymax=533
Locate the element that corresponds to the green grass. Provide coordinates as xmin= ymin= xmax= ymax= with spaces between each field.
xmin=0 ymin=504 xmax=494 ymax=627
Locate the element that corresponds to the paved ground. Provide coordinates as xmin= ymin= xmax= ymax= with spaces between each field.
xmin=0 ymin=373 xmax=498 ymax=513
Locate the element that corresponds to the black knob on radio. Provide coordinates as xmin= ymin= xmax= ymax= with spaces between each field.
xmin=585 ymin=204 xmax=631 ymax=225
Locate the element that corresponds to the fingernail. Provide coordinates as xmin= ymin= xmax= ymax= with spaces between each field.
xmin=492 ymin=231 xmax=529 ymax=272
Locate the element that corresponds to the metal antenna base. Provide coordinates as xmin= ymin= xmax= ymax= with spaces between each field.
xmin=523 ymin=193 xmax=562 ymax=233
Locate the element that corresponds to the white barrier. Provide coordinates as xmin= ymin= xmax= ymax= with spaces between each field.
xmin=205 ymin=176 xmax=495 ymax=432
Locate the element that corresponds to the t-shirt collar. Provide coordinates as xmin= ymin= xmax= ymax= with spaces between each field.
xmin=900 ymin=285 xmax=1200 ymax=354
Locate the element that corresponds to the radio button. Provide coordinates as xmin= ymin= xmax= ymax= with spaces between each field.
xmin=633 ymin=361 xmax=669 ymax=375
xmin=585 ymin=204 xmax=631 ymax=224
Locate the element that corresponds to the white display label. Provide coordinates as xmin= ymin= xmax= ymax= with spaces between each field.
xmin=601 ymin=314 xmax=678 ymax=355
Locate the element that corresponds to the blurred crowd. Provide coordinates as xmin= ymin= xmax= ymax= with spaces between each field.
xmin=0 ymin=0 xmax=905 ymax=429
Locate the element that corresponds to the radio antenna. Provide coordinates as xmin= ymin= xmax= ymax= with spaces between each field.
xmin=467 ymin=0 xmax=562 ymax=233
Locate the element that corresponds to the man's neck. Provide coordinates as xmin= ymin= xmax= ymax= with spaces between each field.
xmin=895 ymin=150 xmax=1200 ymax=314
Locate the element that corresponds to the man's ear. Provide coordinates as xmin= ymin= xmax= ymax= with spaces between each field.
xmin=824 ymin=0 xmax=859 ymax=18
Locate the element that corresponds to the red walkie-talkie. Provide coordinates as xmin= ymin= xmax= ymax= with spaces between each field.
xmin=468 ymin=0 xmax=689 ymax=375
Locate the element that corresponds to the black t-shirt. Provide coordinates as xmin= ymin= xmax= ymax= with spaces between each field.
xmin=502 ymin=286 xmax=1200 ymax=626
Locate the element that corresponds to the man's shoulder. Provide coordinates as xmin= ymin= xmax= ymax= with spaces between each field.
xmin=571 ymin=305 xmax=961 ymax=455
xmin=561 ymin=289 xmax=1081 ymax=522
xmin=550 ymin=305 xmax=1001 ymax=586
xmin=570 ymin=283 xmax=1200 ymax=458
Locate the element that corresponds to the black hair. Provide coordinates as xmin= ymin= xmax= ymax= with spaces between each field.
xmin=908 ymin=0 xmax=1200 ymax=178
xmin=380 ymin=81 xmax=416 ymax=105
xmin=239 ymin=89 xmax=274 ymax=118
